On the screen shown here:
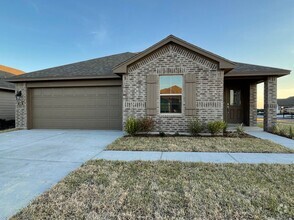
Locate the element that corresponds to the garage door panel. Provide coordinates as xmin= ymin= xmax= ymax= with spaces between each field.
xmin=31 ymin=87 xmax=122 ymax=129
xmin=33 ymin=109 xmax=115 ymax=119
xmin=33 ymin=97 xmax=111 ymax=107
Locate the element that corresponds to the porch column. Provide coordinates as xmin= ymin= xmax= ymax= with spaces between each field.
xmin=264 ymin=76 xmax=277 ymax=131
xmin=249 ymin=83 xmax=257 ymax=126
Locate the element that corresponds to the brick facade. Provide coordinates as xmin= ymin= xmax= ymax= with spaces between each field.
xmin=249 ymin=83 xmax=257 ymax=126
xmin=123 ymin=43 xmax=224 ymax=133
xmin=264 ymin=76 xmax=277 ymax=131
xmin=15 ymin=83 xmax=28 ymax=129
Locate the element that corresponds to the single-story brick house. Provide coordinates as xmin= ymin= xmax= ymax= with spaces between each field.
xmin=9 ymin=35 xmax=290 ymax=132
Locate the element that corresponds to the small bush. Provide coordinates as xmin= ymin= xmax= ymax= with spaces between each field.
xmin=207 ymin=121 xmax=226 ymax=135
xmin=125 ymin=117 xmax=139 ymax=136
xmin=236 ymin=123 xmax=245 ymax=135
xmin=289 ymin=126 xmax=294 ymax=139
xmin=279 ymin=127 xmax=288 ymax=137
xmin=138 ymin=117 xmax=154 ymax=133
xmin=188 ymin=118 xmax=203 ymax=136
xmin=159 ymin=131 xmax=165 ymax=137
xmin=173 ymin=131 xmax=180 ymax=136
xmin=271 ymin=124 xmax=280 ymax=134
xmin=223 ymin=122 xmax=228 ymax=133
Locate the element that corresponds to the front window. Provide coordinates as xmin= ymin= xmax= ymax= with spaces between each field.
xmin=160 ymin=75 xmax=182 ymax=113
xmin=229 ymin=89 xmax=241 ymax=106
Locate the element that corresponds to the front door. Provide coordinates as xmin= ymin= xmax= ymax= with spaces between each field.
xmin=224 ymin=86 xmax=243 ymax=124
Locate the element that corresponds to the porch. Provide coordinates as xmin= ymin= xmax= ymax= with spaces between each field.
xmin=224 ymin=76 xmax=277 ymax=131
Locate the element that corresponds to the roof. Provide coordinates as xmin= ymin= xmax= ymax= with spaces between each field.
xmin=277 ymin=96 xmax=294 ymax=107
xmin=226 ymin=62 xmax=290 ymax=77
xmin=0 ymin=71 xmax=15 ymax=91
xmin=0 ymin=65 xmax=24 ymax=75
xmin=113 ymin=35 xmax=236 ymax=74
xmin=8 ymin=35 xmax=291 ymax=82
xmin=160 ymin=85 xmax=182 ymax=94
xmin=9 ymin=52 xmax=136 ymax=82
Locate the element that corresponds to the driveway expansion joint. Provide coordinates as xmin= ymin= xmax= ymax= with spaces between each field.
xmin=227 ymin=153 xmax=239 ymax=163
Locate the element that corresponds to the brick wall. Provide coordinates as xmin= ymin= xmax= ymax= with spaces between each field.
xmin=264 ymin=76 xmax=277 ymax=131
xmin=123 ymin=43 xmax=224 ymax=133
xmin=249 ymin=83 xmax=257 ymax=126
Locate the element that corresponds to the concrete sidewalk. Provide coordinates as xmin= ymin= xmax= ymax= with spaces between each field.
xmin=95 ymin=151 xmax=294 ymax=164
xmin=244 ymin=127 xmax=294 ymax=150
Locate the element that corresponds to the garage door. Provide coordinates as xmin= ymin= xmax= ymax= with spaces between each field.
xmin=31 ymin=87 xmax=122 ymax=129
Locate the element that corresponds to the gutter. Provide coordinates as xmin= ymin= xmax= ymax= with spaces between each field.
xmin=7 ymin=75 xmax=121 ymax=83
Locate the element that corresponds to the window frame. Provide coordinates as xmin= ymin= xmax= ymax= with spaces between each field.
xmin=159 ymin=75 xmax=183 ymax=115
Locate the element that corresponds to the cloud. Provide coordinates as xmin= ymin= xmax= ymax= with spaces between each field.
xmin=90 ymin=27 xmax=108 ymax=45
xmin=25 ymin=0 xmax=40 ymax=13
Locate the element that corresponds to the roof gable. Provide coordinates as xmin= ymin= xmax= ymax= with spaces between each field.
xmin=0 ymin=65 xmax=23 ymax=75
xmin=0 ymin=70 xmax=15 ymax=90
xmin=113 ymin=35 xmax=236 ymax=74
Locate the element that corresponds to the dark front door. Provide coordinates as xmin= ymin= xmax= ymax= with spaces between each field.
xmin=224 ymin=86 xmax=243 ymax=124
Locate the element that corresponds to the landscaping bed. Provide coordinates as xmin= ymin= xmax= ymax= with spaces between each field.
xmin=106 ymin=136 xmax=294 ymax=153
xmin=0 ymin=119 xmax=15 ymax=130
xmin=12 ymin=160 xmax=294 ymax=219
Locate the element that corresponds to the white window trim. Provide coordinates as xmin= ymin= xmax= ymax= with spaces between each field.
xmin=159 ymin=75 xmax=184 ymax=115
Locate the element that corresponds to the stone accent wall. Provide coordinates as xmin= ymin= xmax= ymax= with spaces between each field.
xmin=15 ymin=83 xmax=28 ymax=129
xmin=249 ymin=83 xmax=257 ymax=126
xmin=123 ymin=43 xmax=224 ymax=133
xmin=264 ymin=76 xmax=277 ymax=131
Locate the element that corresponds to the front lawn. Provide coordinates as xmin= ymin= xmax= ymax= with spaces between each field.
xmin=12 ymin=160 xmax=294 ymax=219
xmin=106 ymin=136 xmax=294 ymax=153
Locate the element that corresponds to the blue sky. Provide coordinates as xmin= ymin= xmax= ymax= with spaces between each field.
xmin=0 ymin=0 xmax=293 ymax=103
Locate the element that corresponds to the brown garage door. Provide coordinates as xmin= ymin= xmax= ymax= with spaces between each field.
xmin=31 ymin=86 xmax=122 ymax=129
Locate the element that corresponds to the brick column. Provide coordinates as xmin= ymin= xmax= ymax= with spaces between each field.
xmin=15 ymin=83 xmax=28 ymax=129
xmin=249 ymin=83 xmax=257 ymax=126
xmin=264 ymin=77 xmax=277 ymax=131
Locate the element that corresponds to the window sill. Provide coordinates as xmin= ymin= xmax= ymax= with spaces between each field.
xmin=159 ymin=113 xmax=183 ymax=117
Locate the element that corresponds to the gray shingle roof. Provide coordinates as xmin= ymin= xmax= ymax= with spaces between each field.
xmin=228 ymin=62 xmax=290 ymax=75
xmin=277 ymin=96 xmax=294 ymax=107
xmin=0 ymin=71 xmax=15 ymax=90
xmin=10 ymin=52 xmax=136 ymax=81
xmin=8 ymin=52 xmax=290 ymax=82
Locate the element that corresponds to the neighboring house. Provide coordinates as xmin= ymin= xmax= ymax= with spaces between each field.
xmin=0 ymin=65 xmax=24 ymax=120
xmin=278 ymin=96 xmax=294 ymax=108
xmin=8 ymin=35 xmax=291 ymax=131
xmin=277 ymin=96 xmax=294 ymax=114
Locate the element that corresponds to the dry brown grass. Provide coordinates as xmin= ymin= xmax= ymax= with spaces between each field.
xmin=106 ymin=136 xmax=294 ymax=153
xmin=12 ymin=160 xmax=294 ymax=220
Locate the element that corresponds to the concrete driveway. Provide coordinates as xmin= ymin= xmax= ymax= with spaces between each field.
xmin=0 ymin=129 xmax=123 ymax=219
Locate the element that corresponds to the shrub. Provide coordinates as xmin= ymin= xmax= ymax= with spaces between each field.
xmin=173 ymin=131 xmax=180 ymax=136
xmin=138 ymin=117 xmax=154 ymax=133
xmin=188 ymin=118 xmax=203 ymax=136
xmin=159 ymin=131 xmax=165 ymax=137
xmin=279 ymin=127 xmax=288 ymax=137
xmin=223 ymin=122 xmax=228 ymax=133
xmin=271 ymin=124 xmax=280 ymax=135
xmin=207 ymin=121 xmax=226 ymax=135
xmin=236 ymin=123 xmax=245 ymax=135
xmin=125 ymin=117 xmax=139 ymax=136
xmin=289 ymin=126 xmax=294 ymax=139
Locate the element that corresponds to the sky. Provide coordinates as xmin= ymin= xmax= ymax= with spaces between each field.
xmin=0 ymin=0 xmax=293 ymax=107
